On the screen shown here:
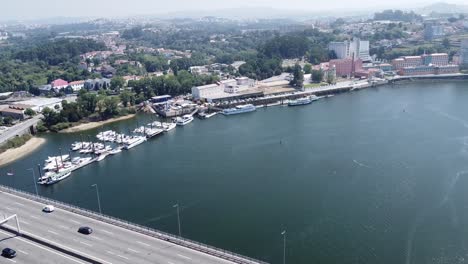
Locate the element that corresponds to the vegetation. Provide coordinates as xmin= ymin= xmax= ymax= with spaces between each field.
xmin=290 ymin=64 xmax=304 ymax=88
xmin=0 ymin=134 xmax=32 ymax=153
xmin=311 ymin=69 xmax=324 ymax=83
xmin=373 ymin=10 xmax=422 ymax=22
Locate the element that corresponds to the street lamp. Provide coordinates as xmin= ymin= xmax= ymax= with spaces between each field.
xmin=91 ymin=184 xmax=102 ymax=214
xmin=173 ymin=203 xmax=181 ymax=237
xmin=27 ymin=168 xmax=38 ymax=196
xmin=281 ymin=230 xmax=286 ymax=264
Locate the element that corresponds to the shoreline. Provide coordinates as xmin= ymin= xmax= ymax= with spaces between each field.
xmin=0 ymin=137 xmax=46 ymax=166
xmin=59 ymin=114 xmax=136 ymax=133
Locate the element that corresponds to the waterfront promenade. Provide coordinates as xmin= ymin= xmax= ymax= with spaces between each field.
xmin=0 ymin=185 xmax=265 ymax=264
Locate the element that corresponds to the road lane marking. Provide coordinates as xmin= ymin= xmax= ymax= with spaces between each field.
xmin=117 ymin=254 xmax=129 ymax=260
xmin=48 ymin=230 xmax=59 ymax=235
xmin=59 ymin=225 xmax=68 ymax=229
xmin=14 ymin=202 xmax=24 ymax=206
xmin=136 ymin=241 xmax=150 ymax=247
xmin=106 ymin=250 xmax=116 ymax=255
xmin=6 ymin=258 xmax=16 ymax=263
xmin=80 ymin=241 xmax=92 ymax=247
xmin=18 ymin=250 xmax=28 ymax=255
xmin=177 ymin=254 xmax=192 ymax=260
xmin=92 ymin=236 xmax=103 ymax=241
xmin=5 ymin=207 xmax=12 ymax=210
xmin=21 ymin=220 xmax=30 ymax=225
xmin=127 ymin=248 xmax=140 ymax=253
xmin=168 ymin=262 xmax=175 ymax=264
xmin=101 ymin=230 xmax=113 ymax=235
xmin=30 ymin=216 xmax=39 ymax=219
xmin=70 ymin=219 xmax=80 ymax=224
xmin=0 ymin=229 xmax=85 ymax=264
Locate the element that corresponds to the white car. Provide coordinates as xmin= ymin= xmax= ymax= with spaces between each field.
xmin=42 ymin=205 xmax=55 ymax=213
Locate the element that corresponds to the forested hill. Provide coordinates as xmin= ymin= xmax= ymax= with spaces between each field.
xmin=7 ymin=39 xmax=106 ymax=65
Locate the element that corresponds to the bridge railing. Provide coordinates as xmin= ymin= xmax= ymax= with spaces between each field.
xmin=0 ymin=185 xmax=267 ymax=264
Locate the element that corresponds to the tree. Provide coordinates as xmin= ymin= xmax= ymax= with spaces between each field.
xmin=3 ymin=116 xmax=13 ymax=125
xmin=290 ymin=64 xmax=304 ymax=88
xmin=311 ymin=69 xmax=324 ymax=83
xmin=119 ymin=90 xmax=135 ymax=107
xmin=442 ymin=38 xmax=450 ymax=49
xmin=24 ymin=108 xmax=36 ymax=117
xmin=303 ymin=64 xmax=312 ymax=74
xmin=103 ymin=97 xmax=120 ymax=118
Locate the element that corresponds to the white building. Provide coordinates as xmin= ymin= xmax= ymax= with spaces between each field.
xmin=68 ymin=81 xmax=85 ymax=92
xmin=461 ymin=38 xmax=468 ymax=66
xmin=328 ymin=41 xmax=349 ymax=59
xmin=192 ymin=77 xmax=256 ymax=100
xmin=12 ymin=97 xmax=64 ymax=112
xmin=328 ymin=38 xmax=371 ymax=62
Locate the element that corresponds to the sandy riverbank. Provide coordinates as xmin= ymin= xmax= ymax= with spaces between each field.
xmin=60 ymin=114 xmax=136 ymax=133
xmin=0 ymin=137 xmax=46 ymax=166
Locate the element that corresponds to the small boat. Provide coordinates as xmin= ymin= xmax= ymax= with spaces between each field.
xmin=97 ymin=152 xmax=109 ymax=162
xmin=199 ymin=112 xmax=217 ymax=119
xmin=288 ymin=97 xmax=312 ymax=106
xmin=109 ymin=148 xmax=122 ymax=155
xmin=145 ymin=128 xmax=164 ymax=138
xmin=123 ymin=136 xmax=147 ymax=150
xmin=176 ymin=115 xmax=194 ymax=126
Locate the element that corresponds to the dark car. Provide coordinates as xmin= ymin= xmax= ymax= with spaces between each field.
xmin=78 ymin=226 xmax=93 ymax=235
xmin=2 ymin=248 xmax=17 ymax=258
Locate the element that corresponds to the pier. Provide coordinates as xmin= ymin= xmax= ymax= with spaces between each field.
xmin=0 ymin=185 xmax=266 ymax=264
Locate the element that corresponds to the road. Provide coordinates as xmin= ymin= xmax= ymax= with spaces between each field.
xmin=0 ymin=191 xmax=239 ymax=264
xmin=0 ymin=116 xmax=42 ymax=145
xmin=0 ymin=229 xmax=85 ymax=264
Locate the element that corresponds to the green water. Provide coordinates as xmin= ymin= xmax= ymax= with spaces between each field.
xmin=2 ymin=81 xmax=468 ymax=264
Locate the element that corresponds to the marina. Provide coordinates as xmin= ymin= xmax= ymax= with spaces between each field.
xmin=3 ymin=81 xmax=468 ymax=263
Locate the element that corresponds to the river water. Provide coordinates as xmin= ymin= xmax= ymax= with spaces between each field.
xmin=2 ymin=81 xmax=468 ymax=264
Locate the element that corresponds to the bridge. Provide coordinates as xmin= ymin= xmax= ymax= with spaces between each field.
xmin=0 ymin=185 xmax=266 ymax=264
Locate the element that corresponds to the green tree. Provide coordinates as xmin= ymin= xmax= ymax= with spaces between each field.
xmin=303 ymin=64 xmax=312 ymax=74
xmin=442 ymin=38 xmax=450 ymax=49
xmin=290 ymin=64 xmax=304 ymax=88
xmin=24 ymin=108 xmax=36 ymax=117
xmin=119 ymin=90 xmax=135 ymax=107
xmin=3 ymin=116 xmax=14 ymax=125
xmin=312 ymin=69 xmax=324 ymax=83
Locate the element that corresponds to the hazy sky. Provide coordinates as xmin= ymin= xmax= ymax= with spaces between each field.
xmin=2 ymin=0 xmax=467 ymax=20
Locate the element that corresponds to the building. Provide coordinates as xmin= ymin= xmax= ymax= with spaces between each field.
xmin=422 ymin=53 xmax=449 ymax=66
xmin=312 ymin=63 xmax=337 ymax=83
xmin=398 ymin=65 xmax=459 ymax=76
xmin=68 ymin=81 xmax=85 ymax=92
xmin=392 ymin=56 xmax=423 ymax=70
xmin=192 ymin=77 xmax=257 ymax=101
xmin=424 ymin=23 xmax=444 ymax=41
xmin=329 ymin=58 xmax=363 ymax=77
xmin=328 ymin=38 xmax=371 ymax=61
xmin=461 ymin=38 xmax=468 ymax=66
xmin=84 ymin=78 xmax=111 ymax=90
xmin=0 ymin=104 xmax=33 ymax=120
xmin=189 ymin=66 xmax=210 ymax=75
xmin=328 ymin=41 xmax=349 ymax=59
xmin=51 ymin=79 xmax=69 ymax=90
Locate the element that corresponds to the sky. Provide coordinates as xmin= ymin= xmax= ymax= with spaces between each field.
xmin=2 ymin=0 xmax=467 ymax=21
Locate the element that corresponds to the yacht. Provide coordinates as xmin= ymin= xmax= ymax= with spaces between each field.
xmin=45 ymin=155 xmax=69 ymax=164
xmin=288 ymin=97 xmax=312 ymax=106
xmin=198 ymin=112 xmax=217 ymax=119
xmin=145 ymin=128 xmax=164 ymax=138
xmin=71 ymin=157 xmax=95 ymax=171
xmin=109 ymin=147 xmax=122 ymax=155
xmin=97 ymin=152 xmax=109 ymax=162
xmin=124 ymin=136 xmax=147 ymax=150
xmin=222 ymin=104 xmax=256 ymax=115
xmin=38 ymin=169 xmax=72 ymax=185
xmin=176 ymin=115 xmax=194 ymax=126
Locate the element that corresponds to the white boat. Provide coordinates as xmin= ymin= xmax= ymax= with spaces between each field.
xmin=176 ymin=115 xmax=194 ymax=126
xmin=288 ymin=97 xmax=312 ymax=106
xmin=71 ymin=157 xmax=96 ymax=171
xmin=199 ymin=112 xmax=217 ymax=119
xmin=109 ymin=148 xmax=122 ymax=155
xmin=222 ymin=104 xmax=256 ymax=115
xmin=71 ymin=142 xmax=91 ymax=151
xmin=38 ymin=170 xmax=72 ymax=185
xmin=45 ymin=155 xmax=69 ymax=164
xmin=123 ymin=136 xmax=147 ymax=150
xmin=145 ymin=128 xmax=163 ymax=138
xmin=97 ymin=152 xmax=109 ymax=162
xmin=163 ymin=122 xmax=176 ymax=131
xmin=133 ymin=126 xmax=145 ymax=134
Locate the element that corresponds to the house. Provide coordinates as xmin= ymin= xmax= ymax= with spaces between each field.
xmin=68 ymin=81 xmax=85 ymax=92
xmin=84 ymin=78 xmax=111 ymax=90
xmin=51 ymin=79 xmax=69 ymax=90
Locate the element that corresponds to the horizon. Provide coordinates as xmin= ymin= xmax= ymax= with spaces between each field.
xmin=2 ymin=0 xmax=467 ymax=22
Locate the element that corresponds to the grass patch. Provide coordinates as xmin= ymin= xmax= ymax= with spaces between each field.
xmin=0 ymin=134 xmax=32 ymax=153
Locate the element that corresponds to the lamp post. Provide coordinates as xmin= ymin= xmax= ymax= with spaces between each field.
xmin=91 ymin=184 xmax=102 ymax=214
xmin=27 ymin=168 xmax=38 ymax=196
xmin=173 ymin=204 xmax=181 ymax=237
xmin=281 ymin=230 xmax=286 ymax=264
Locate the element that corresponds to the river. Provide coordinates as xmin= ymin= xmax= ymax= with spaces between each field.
xmin=2 ymin=81 xmax=468 ymax=264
